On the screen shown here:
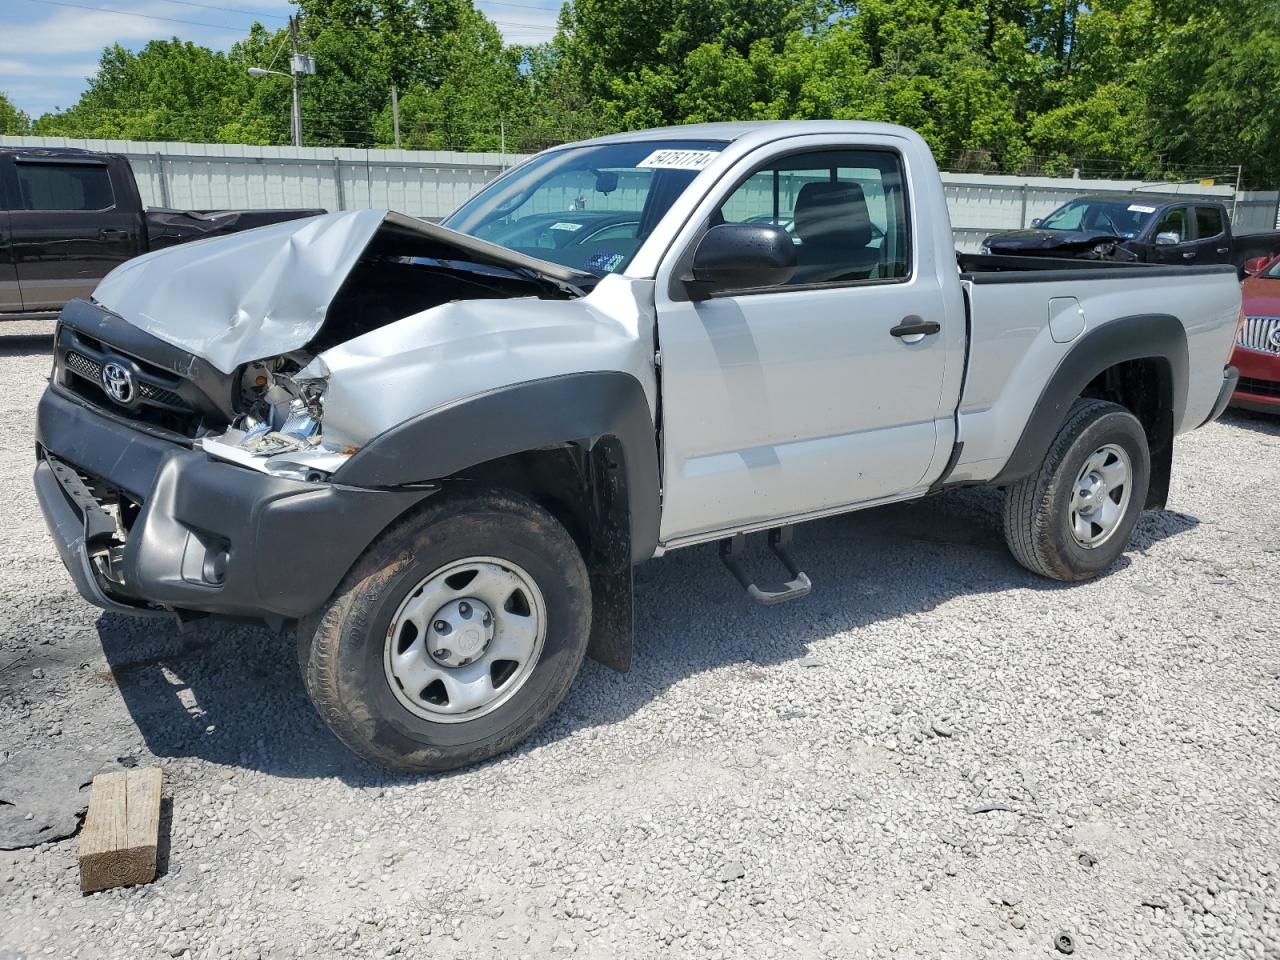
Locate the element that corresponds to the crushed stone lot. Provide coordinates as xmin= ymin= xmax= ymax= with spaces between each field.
xmin=1 ymin=325 xmax=1279 ymax=960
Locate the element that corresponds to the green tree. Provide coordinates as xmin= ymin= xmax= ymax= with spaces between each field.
xmin=33 ymin=39 xmax=255 ymax=141
xmin=0 ymin=92 xmax=31 ymax=135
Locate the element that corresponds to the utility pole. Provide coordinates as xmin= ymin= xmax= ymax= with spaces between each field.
xmin=289 ymin=16 xmax=302 ymax=148
xmin=391 ymin=84 xmax=401 ymax=149
xmin=248 ymin=19 xmax=313 ymax=148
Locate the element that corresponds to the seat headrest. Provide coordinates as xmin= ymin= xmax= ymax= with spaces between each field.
xmin=793 ymin=181 xmax=872 ymax=248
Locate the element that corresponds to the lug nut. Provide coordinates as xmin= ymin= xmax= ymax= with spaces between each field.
xmin=482 ymin=612 xmax=492 ymax=626
xmin=433 ymin=648 xmax=450 ymax=660
xmin=459 ymin=601 xmax=472 ymax=617
xmin=433 ymin=620 xmax=449 ymax=633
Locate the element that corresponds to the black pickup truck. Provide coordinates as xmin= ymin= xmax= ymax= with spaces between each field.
xmin=0 ymin=147 xmax=323 ymax=320
xmin=980 ymin=194 xmax=1238 ymax=265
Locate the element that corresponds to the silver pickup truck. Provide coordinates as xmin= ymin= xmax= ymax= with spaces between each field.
xmin=34 ymin=121 xmax=1242 ymax=771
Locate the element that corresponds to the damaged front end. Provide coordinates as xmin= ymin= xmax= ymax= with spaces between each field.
xmin=73 ymin=208 xmax=594 ymax=482
xmin=37 ymin=209 xmax=607 ymax=623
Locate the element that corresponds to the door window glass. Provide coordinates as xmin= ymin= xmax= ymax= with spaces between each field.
xmin=714 ymin=149 xmax=910 ymax=286
xmin=1154 ymin=207 xmax=1189 ymax=243
xmin=1195 ymin=206 xmax=1225 ymax=239
xmin=15 ymin=162 xmax=115 ymax=212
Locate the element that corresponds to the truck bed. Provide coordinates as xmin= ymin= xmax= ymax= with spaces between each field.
xmin=950 ymin=255 xmax=1241 ymax=485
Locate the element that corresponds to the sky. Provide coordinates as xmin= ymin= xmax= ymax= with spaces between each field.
xmin=1 ymin=0 xmax=560 ymax=119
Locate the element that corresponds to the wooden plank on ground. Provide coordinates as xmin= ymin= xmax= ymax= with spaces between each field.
xmin=79 ymin=768 xmax=163 ymax=893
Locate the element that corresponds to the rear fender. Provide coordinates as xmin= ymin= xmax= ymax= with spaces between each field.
xmin=992 ymin=313 xmax=1188 ymax=497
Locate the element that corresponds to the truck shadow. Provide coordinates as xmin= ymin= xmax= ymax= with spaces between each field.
xmin=95 ymin=485 xmax=1199 ymax=784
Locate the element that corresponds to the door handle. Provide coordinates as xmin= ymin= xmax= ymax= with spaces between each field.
xmin=1216 ymin=247 xmax=1230 ymax=255
xmin=98 ymin=228 xmax=129 ymax=240
xmin=1181 ymin=251 xmax=1197 ymax=260
xmin=890 ymin=316 xmax=941 ymax=342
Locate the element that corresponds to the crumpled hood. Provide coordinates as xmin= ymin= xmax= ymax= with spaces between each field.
xmin=92 ymin=209 xmax=591 ymax=374
xmin=985 ymin=228 xmax=1124 ymax=251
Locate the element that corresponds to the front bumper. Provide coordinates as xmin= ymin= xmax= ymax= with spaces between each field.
xmin=35 ymin=387 xmax=434 ymax=623
xmin=1229 ymin=345 xmax=1280 ymax=412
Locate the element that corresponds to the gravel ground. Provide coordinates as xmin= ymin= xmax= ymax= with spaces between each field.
xmin=1 ymin=326 xmax=1279 ymax=960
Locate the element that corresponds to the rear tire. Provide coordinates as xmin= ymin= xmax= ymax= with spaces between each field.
xmin=1003 ymin=398 xmax=1150 ymax=581
xmin=298 ymin=489 xmax=591 ymax=773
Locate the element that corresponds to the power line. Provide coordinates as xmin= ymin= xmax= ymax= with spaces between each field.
xmin=19 ymin=0 xmax=252 ymax=31
xmin=155 ymin=0 xmax=289 ymax=20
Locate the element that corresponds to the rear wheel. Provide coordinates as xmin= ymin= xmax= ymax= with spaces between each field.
xmin=298 ymin=490 xmax=591 ymax=773
xmin=1003 ymin=398 xmax=1151 ymax=581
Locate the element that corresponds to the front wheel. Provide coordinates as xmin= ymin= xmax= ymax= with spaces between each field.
xmin=298 ymin=490 xmax=592 ymax=773
xmin=1003 ymin=398 xmax=1151 ymax=581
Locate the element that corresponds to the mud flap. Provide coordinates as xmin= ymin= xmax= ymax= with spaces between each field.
xmin=586 ymin=566 xmax=633 ymax=673
xmin=584 ymin=438 xmax=634 ymax=673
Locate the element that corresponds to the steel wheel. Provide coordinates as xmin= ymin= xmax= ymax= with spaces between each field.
xmin=1068 ymin=442 xmax=1133 ymax=548
xmin=383 ymin=556 xmax=546 ymax=724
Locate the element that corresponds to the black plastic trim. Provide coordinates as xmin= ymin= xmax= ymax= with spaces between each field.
xmin=35 ymin=387 xmax=434 ymax=621
xmin=1201 ymin=365 xmax=1239 ymax=427
xmin=959 ymin=255 xmax=1237 ymax=284
xmin=335 ymin=372 xmax=661 ymax=564
xmin=991 ymin=313 xmax=1189 ymax=486
xmin=927 ymin=441 xmax=965 ymax=494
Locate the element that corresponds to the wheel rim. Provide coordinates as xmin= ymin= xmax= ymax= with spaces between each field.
xmin=1068 ymin=442 xmax=1133 ymax=549
xmin=383 ymin=557 xmax=546 ymax=724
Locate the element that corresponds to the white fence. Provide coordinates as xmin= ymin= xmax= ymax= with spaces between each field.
xmin=5 ymin=136 xmax=1279 ymax=252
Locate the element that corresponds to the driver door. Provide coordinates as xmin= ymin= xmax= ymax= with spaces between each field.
xmin=653 ymin=140 xmax=965 ymax=545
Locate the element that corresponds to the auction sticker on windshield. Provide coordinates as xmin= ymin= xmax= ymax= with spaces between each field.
xmin=1128 ymin=204 xmax=1157 ymax=214
xmin=637 ymin=149 xmax=719 ymax=171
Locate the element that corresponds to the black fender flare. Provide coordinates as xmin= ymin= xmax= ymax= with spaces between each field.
xmin=991 ymin=313 xmax=1188 ymax=488
xmin=333 ymin=371 xmax=661 ymax=565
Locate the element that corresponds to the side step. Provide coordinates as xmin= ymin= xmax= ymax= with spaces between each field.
xmin=718 ymin=527 xmax=812 ymax=606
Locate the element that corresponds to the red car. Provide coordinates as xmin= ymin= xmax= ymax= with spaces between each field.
xmin=1232 ymin=254 xmax=1280 ymax=412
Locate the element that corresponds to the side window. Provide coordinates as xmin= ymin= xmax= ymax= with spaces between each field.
xmin=715 ymin=149 xmax=909 ymax=287
xmin=1154 ymin=206 xmax=1189 ymax=243
xmin=15 ymin=162 xmax=115 ymax=212
xmin=1195 ymin=206 xmax=1225 ymax=239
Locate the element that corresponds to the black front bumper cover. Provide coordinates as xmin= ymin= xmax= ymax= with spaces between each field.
xmin=35 ymin=386 xmax=435 ymax=623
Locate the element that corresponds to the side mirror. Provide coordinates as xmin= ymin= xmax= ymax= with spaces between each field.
xmin=1242 ymin=255 xmax=1273 ymax=277
xmin=684 ymin=223 xmax=796 ymax=300
xmin=1154 ymin=231 xmax=1182 ymax=246
xmin=1030 ymin=218 xmax=1042 ymax=228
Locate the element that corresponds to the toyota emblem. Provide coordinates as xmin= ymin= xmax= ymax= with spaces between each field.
xmin=100 ymin=361 xmax=135 ymax=405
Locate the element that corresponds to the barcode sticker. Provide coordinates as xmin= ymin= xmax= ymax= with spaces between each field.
xmin=636 ymin=149 xmax=719 ymax=171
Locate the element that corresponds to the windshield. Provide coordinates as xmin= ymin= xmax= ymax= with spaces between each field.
xmin=1038 ymin=199 xmax=1159 ymax=239
xmin=442 ymin=140 xmax=726 ymax=277
xmin=1264 ymin=257 xmax=1280 ymax=279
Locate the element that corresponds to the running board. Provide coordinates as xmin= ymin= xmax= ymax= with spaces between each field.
xmin=718 ymin=527 xmax=812 ymax=606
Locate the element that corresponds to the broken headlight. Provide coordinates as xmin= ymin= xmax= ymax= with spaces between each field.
xmin=200 ymin=357 xmax=352 ymax=481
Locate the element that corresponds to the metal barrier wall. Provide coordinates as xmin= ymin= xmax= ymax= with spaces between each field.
xmin=4 ymin=136 xmax=1278 ymax=251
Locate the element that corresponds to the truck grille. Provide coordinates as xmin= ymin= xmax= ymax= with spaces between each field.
xmin=1239 ymin=316 xmax=1280 ymax=354
xmin=59 ymin=336 xmax=200 ymax=437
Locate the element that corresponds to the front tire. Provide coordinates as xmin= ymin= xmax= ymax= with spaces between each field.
xmin=1003 ymin=398 xmax=1151 ymax=581
xmin=298 ymin=489 xmax=592 ymax=773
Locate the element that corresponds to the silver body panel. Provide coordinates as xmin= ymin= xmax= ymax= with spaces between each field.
xmin=83 ymin=121 xmax=1243 ymax=558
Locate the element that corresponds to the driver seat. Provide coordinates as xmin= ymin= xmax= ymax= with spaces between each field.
xmin=791 ymin=181 xmax=878 ymax=284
